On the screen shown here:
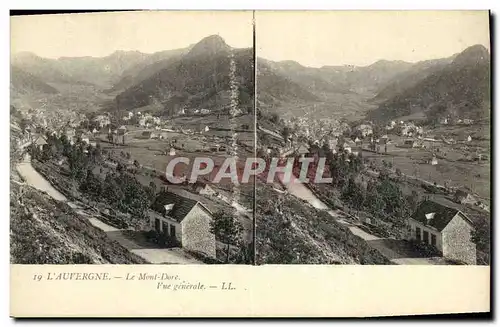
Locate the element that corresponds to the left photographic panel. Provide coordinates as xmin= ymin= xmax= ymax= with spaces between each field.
xmin=10 ymin=11 xmax=255 ymax=265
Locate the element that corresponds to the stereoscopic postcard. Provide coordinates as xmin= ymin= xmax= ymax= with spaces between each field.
xmin=10 ymin=10 xmax=491 ymax=317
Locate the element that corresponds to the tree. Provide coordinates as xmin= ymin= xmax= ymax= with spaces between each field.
xmin=116 ymin=162 xmax=124 ymax=173
xmin=269 ymin=113 xmax=279 ymax=124
xmin=341 ymin=176 xmax=365 ymax=210
xmin=210 ymin=210 xmax=244 ymax=263
xmin=282 ymin=126 xmax=291 ymax=142
xmin=19 ymin=118 xmax=29 ymax=133
xmin=471 ymin=217 xmax=490 ymax=262
xmin=234 ymin=241 xmax=254 ymax=264
xmin=365 ymin=180 xmax=386 ymax=216
xmin=148 ymin=181 xmax=157 ymax=201
xmin=80 ymin=169 xmax=102 ymax=199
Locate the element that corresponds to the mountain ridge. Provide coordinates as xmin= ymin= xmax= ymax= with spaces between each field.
xmin=367 ymin=44 xmax=491 ymax=122
xmin=114 ymin=35 xmax=254 ymax=114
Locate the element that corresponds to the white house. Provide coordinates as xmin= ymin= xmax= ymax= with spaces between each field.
xmin=33 ymin=135 xmax=48 ymax=150
xmin=356 ymin=124 xmax=373 ymax=137
xmin=149 ymin=192 xmax=216 ymax=258
xmin=407 ymin=200 xmax=476 ymax=264
xmin=439 ymin=117 xmax=449 ymax=125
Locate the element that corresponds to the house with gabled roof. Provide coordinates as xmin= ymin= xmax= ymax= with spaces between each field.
xmin=408 ymin=200 xmax=476 ymax=264
xmin=453 ymin=189 xmax=476 ymax=205
xmin=117 ymin=125 xmax=127 ymax=135
xmin=33 ymin=135 xmax=48 ymax=150
xmin=149 ymin=191 xmax=216 ymax=258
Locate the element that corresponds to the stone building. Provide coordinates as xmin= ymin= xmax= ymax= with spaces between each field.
xmin=407 ymin=200 xmax=476 ymax=264
xmin=149 ymin=191 xmax=216 ymax=258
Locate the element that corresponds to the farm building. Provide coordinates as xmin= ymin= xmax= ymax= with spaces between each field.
xmin=295 ymin=144 xmax=309 ymax=157
xmin=141 ymin=131 xmax=157 ymax=139
xmin=117 ymin=126 xmax=127 ymax=135
xmin=407 ymin=200 xmax=476 ymax=264
xmin=33 ymin=135 xmax=47 ymax=150
xmin=402 ymin=139 xmax=418 ymax=148
xmin=454 ymin=189 xmax=476 ymax=205
xmin=356 ymin=124 xmax=373 ymax=137
xmin=149 ymin=192 xmax=216 ymax=258
xmin=65 ymin=129 xmax=76 ymax=142
xmin=191 ymin=181 xmax=217 ymax=196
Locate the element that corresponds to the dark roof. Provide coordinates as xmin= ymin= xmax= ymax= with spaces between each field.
xmin=151 ymin=191 xmax=200 ymax=223
xmin=411 ymin=200 xmax=472 ymax=231
xmin=455 ymin=189 xmax=471 ymax=197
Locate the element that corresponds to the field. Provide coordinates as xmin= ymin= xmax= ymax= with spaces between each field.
xmin=361 ymin=131 xmax=490 ymax=201
xmin=92 ymin=126 xmax=256 ymax=244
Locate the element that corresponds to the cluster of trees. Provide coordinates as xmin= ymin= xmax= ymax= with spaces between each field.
xmin=81 ymin=171 xmax=155 ymax=222
xmin=30 ymin=132 xmax=156 ymax=225
xmin=209 ymin=210 xmax=245 ymax=263
xmin=343 ymin=172 xmax=419 ymax=236
xmin=320 ymin=142 xmax=417 ymax=236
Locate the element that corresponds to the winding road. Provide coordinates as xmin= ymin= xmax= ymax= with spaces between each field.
xmin=276 ymin=172 xmax=441 ymax=264
xmin=15 ymin=153 xmax=202 ymax=264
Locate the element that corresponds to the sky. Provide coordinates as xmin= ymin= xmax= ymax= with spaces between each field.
xmin=256 ymin=11 xmax=491 ymax=67
xmin=10 ymin=11 xmax=254 ymax=58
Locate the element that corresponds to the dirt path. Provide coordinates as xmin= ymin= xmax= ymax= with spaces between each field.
xmin=17 ymin=155 xmax=67 ymax=202
xmin=16 ymin=154 xmax=203 ymax=265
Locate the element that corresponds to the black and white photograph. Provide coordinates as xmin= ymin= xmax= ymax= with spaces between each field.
xmin=10 ymin=11 xmax=255 ymax=265
xmin=255 ymin=11 xmax=491 ymax=265
xmin=7 ymin=8 xmax=494 ymax=318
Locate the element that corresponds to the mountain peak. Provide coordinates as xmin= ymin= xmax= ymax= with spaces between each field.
xmin=186 ymin=35 xmax=230 ymax=57
xmin=452 ymin=44 xmax=490 ymax=66
xmin=12 ymin=51 xmax=41 ymax=61
xmin=367 ymin=59 xmax=412 ymax=70
xmin=277 ymin=60 xmax=305 ymax=69
xmin=109 ymin=50 xmax=144 ymax=57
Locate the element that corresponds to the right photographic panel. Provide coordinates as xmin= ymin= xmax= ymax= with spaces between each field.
xmin=255 ymin=11 xmax=491 ymax=265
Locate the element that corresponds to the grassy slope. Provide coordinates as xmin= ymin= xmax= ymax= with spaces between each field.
xmin=256 ymin=182 xmax=392 ymax=265
xmin=10 ymin=180 xmax=147 ymax=264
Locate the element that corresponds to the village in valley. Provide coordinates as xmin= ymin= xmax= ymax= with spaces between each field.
xmin=9 ymin=11 xmax=491 ymax=267
xmin=255 ymin=11 xmax=490 ymax=265
xmin=10 ymin=12 xmax=255 ymax=265
xmin=12 ymin=93 xmax=256 ymax=264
